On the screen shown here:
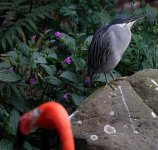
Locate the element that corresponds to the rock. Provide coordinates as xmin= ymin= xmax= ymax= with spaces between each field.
xmin=128 ymin=69 xmax=158 ymax=114
xmin=71 ymin=69 xmax=158 ymax=150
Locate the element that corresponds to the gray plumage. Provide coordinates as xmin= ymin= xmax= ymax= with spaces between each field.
xmin=87 ymin=15 xmax=145 ymax=81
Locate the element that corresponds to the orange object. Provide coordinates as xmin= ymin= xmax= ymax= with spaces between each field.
xmin=19 ymin=102 xmax=75 ymax=150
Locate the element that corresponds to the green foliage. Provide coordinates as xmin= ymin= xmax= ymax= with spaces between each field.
xmin=0 ymin=0 xmax=158 ymax=149
xmin=0 ymin=139 xmax=13 ymax=150
xmin=0 ymin=0 xmax=57 ymax=51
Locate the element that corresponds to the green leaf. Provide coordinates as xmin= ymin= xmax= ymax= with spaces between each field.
xmin=10 ymin=108 xmax=20 ymax=134
xmin=16 ymin=26 xmax=24 ymax=36
xmin=9 ymin=84 xmax=21 ymax=98
xmin=5 ymin=126 xmax=15 ymax=135
xmin=60 ymin=33 xmax=76 ymax=51
xmin=32 ymin=52 xmax=47 ymax=64
xmin=84 ymin=35 xmax=93 ymax=48
xmin=48 ymin=52 xmax=57 ymax=59
xmin=0 ymin=62 xmax=10 ymax=69
xmin=6 ymin=34 xmax=13 ymax=47
xmin=71 ymin=94 xmax=86 ymax=106
xmin=71 ymin=55 xmax=86 ymax=71
xmin=0 ymin=139 xmax=13 ymax=150
xmin=0 ymin=2 xmax=12 ymax=6
xmin=44 ymin=76 xmax=62 ymax=86
xmin=0 ymin=72 xmax=21 ymax=82
xmin=10 ymin=97 xmax=27 ymax=112
xmin=96 ymin=71 xmax=121 ymax=82
xmin=40 ymin=64 xmax=56 ymax=75
xmin=26 ymin=19 xmax=37 ymax=31
xmin=7 ymin=51 xmax=18 ymax=58
xmin=36 ymin=56 xmax=47 ymax=64
xmin=69 ymin=82 xmax=84 ymax=91
xmin=24 ymin=142 xmax=33 ymax=150
xmin=60 ymin=71 xmax=83 ymax=83
xmin=19 ymin=43 xmax=30 ymax=56
xmin=2 ymin=39 xmax=6 ymax=50
xmin=0 ymin=83 xmax=5 ymax=92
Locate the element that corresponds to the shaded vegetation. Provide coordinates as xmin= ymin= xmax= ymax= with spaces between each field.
xmin=0 ymin=0 xmax=158 ymax=149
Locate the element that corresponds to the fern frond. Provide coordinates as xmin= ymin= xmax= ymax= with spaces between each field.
xmin=0 ymin=2 xmax=57 ymax=51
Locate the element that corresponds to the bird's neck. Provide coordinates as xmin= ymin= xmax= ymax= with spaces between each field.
xmin=57 ymin=125 xmax=75 ymax=150
xmin=37 ymin=103 xmax=75 ymax=150
xmin=117 ymin=23 xmax=132 ymax=31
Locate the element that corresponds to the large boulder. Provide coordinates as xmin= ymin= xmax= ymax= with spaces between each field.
xmin=71 ymin=69 xmax=158 ymax=150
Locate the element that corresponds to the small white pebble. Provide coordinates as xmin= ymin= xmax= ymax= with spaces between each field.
xmin=155 ymin=87 xmax=158 ymax=91
xmin=90 ymin=135 xmax=98 ymax=141
xmin=124 ymin=125 xmax=128 ymax=128
xmin=151 ymin=112 xmax=157 ymax=118
xmin=109 ymin=96 xmax=111 ymax=98
xmin=77 ymin=120 xmax=82 ymax=124
xmin=134 ymin=130 xmax=139 ymax=134
xmin=109 ymin=111 xmax=114 ymax=116
xmin=104 ymin=125 xmax=116 ymax=134
xmin=104 ymin=101 xmax=106 ymax=103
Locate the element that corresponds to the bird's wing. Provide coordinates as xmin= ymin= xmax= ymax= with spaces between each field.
xmin=88 ymin=26 xmax=112 ymax=78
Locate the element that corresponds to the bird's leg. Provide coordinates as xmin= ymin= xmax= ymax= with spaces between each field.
xmin=110 ymin=71 xmax=128 ymax=81
xmin=104 ymin=73 xmax=108 ymax=83
xmin=107 ymin=72 xmax=127 ymax=89
xmin=110 ymin=72 xmax=115 ymax=80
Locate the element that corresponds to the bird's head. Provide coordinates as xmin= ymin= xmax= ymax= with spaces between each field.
xmin=13 ymin=108 xmax=42 ymax=149
xmin=19 ymin=108 xmax=42 ymax=135
xmin=111 ymin=14 xmax=146 ymax=29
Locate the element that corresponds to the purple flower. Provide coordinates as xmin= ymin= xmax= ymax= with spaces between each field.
xmin=64 ymin=56 xmax=71 ymax=65
xmin=85 ymin=76 xmax=92 ymax=86
xmin=55 ymin=31 xmax=62 ymax=38
xmin=62 ymin=93 xmax=69 ymax=100
xmin=29 ymin=78 xmax=37 ymax=85
xmin=9 ymin=67 xmax=14 ymax=72
xmin=32 ymin=35 xmax=36 ymax=40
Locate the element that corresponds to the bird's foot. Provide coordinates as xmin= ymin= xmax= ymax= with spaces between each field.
xmin=103 ymin=76 xmax=127 ymax=91
xmin=103 ymin=81 xmax=117 ymax=90
xmin=103 ymin=76 xmax=127 ymax=90
xmin=113 ymin=76 xmax=127 ymax=81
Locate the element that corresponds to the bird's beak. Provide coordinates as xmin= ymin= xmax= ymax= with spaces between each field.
xmin=125 ymin=14 xmax=146 ymax=28
xmin=128 ymin=14 xmax=146 ymax=24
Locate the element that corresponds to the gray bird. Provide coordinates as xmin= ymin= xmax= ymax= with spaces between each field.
xmin=86 ymin=14 xmax=145 ymax=86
